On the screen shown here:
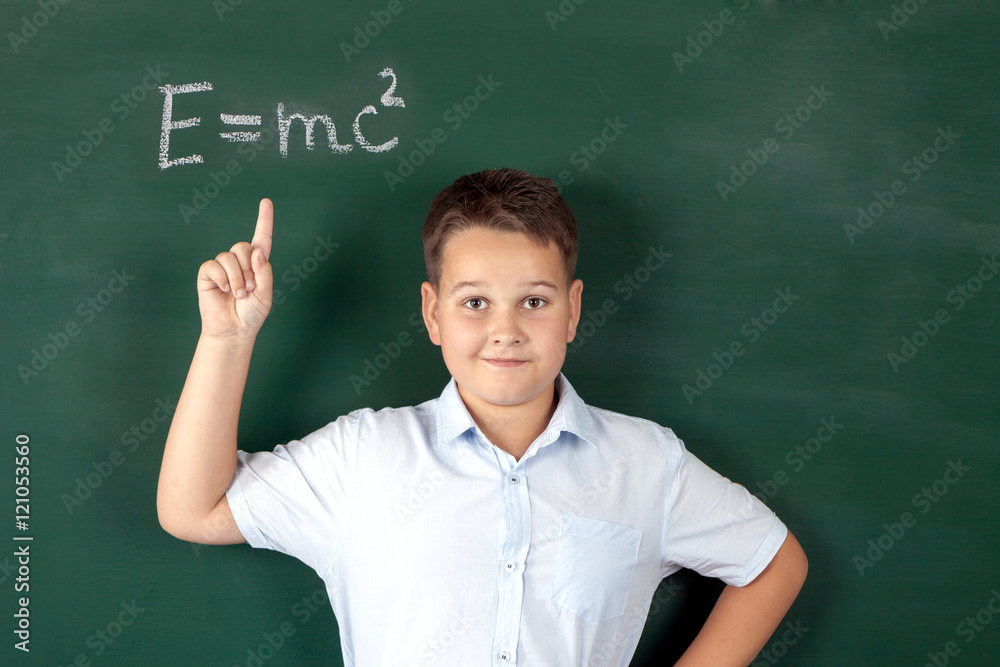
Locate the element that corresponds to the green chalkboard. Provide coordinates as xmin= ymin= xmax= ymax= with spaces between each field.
xmin=2 ymin=0 xmax=998 ymax=664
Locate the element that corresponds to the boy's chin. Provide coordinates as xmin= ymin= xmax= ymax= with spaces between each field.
xmin=455 ymin=375 xmax=558 ymax=408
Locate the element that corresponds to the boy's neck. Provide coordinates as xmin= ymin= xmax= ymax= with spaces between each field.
xmin=458 ymin=382 xmax=559 ymax=462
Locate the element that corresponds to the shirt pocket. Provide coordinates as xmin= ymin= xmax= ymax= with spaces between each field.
xmin=550 ymin=515 xmax=641 ymax=625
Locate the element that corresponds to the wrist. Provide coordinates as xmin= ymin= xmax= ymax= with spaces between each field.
xmin=197 ymin=330 xmax=258 ymax=356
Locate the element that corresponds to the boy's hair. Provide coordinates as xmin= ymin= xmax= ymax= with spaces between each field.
xmin=422 ymin=168 xmax=578 ymax=290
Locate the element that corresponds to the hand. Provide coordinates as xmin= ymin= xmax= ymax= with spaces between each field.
xmin=197 ymin=198 xmax=274 ymax=340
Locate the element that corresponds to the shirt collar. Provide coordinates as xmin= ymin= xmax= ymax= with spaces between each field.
xmin=436 ymin=373 xmax=598 ymax=450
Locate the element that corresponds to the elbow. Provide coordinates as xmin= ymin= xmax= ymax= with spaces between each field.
xmin=158 ymin=512 xmax=204 ymax=544
xmin=156 ymin=502 xmax=187 ymax=541
xmin=786 ymin=531 xmax=809 ymax=594
xmin=156 ymin=474 xmax=202 ymax=542
xmin=156 ymin=492 xmax=198 ymax=542
xmin=156 ymin=491 xmax=240 ymax=545
xmin=155 ymin=482 xmax=176 ymax=537
xmin=794 ymin=551 xmax=809 ymax=594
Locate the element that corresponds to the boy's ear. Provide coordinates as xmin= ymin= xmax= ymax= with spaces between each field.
xmin=566 ymin=278 xmax=583 ymax=343
xmin=421 ymin=281 xmax=442 ymax=346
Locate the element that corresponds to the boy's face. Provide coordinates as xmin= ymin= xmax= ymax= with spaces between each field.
xmin=422 ymin=227 xmax=582 ymax=414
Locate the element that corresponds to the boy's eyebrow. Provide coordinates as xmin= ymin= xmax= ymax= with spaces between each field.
xmin=449 ymin=280 xmax=559 ymax=295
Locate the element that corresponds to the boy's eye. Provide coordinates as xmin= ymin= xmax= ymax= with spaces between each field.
xmin=524 ymin=297 xmax=546 ymax=309
xmin=464 ymin=297 xmax=487 ymax=310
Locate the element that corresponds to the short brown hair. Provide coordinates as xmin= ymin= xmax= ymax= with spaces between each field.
xmin=422 ymin=168 xmax=578 ymax=290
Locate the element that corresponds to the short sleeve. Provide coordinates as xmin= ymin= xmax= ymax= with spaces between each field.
xmin=661 ymin=438 xmax=787 ymax=586
xmin=225 ymin=411 xmax=361 ymax=575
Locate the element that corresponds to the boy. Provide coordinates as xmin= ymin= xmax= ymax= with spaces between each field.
xmin=157 ymin=169 xmax=807 ymax=666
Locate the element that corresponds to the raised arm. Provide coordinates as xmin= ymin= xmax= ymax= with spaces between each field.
xmin=156 ymin=199 xmax=275 ymax=544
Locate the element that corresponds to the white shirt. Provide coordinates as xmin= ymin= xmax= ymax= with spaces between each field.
xmin=226 ymin=373 xmax=787 ymax=666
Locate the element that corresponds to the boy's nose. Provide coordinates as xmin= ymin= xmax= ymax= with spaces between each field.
xmin=490 ymin=310 xmax=523 ymax=345
xmin=492 ymin=331 xmax=522 ymax=345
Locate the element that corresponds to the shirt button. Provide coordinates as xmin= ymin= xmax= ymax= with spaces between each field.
xmin=504 ymin=560 xmax=517 ymax=572
xmin=499 ymin=651 xmax=510 ymax=662
xmin=509 ymin=475 xmax=519 ymax=484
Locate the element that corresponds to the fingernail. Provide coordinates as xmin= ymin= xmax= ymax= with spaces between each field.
xmin=221 ymin=284 xmax=230 ymax=292
xmin=236 ymin=288 xmax=246 ymax=298
xmin=246 ymin=279 xmax=256 ymax=291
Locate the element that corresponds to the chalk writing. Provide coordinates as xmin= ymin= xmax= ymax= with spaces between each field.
xmin=158 ymin=67 xmax=405 ymax=169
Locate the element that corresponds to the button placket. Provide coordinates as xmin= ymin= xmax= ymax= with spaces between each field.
xmin=492 ymin=464 xmax=529 ymax=666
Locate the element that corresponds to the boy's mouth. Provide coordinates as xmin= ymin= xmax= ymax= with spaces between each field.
xmin=483 ymin=358 xmax=527 ymax=367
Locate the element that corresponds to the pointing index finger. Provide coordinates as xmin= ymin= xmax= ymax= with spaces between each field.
xmin=252 ymin=198 xmax=274 ymax=261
